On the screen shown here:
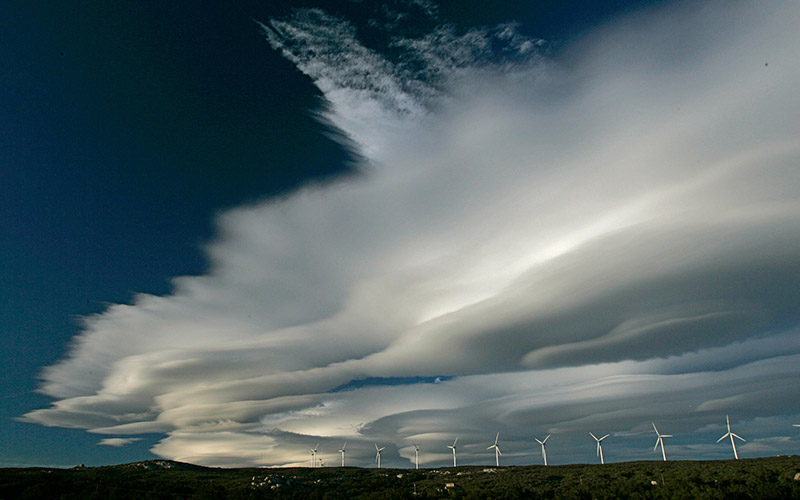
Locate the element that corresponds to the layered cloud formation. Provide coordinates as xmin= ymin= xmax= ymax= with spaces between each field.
xmin=24 ymin=1 xmax=800 ymax=466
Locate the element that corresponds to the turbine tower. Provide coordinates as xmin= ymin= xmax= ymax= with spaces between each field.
xmin=309 ymin=443 xmax=319 ymax=468
xmin=717 ymin=415 xmax=745 ymax=459
xmin=375 ymin=443 xmax=386 ymax=468
xmin=487 ymin=433 xmax=502 ymax=467
xmin=652 ymin=423 xmax=673 ymax=461
xmin=338 ymin=442 xmax=347 ymax=467
xmin=412 ymin=442 xmax=420 ymax=470
xmin=535 ymin=434 xmax=551 ymax=466
xmin=447 ymin=437 xmax=459 ymax=467
xmin=590 ymin=432 xmax=609 ymax=464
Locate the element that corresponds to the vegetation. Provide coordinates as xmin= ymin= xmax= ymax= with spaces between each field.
xmin=2 ymin=456 xmax=800 ymax=499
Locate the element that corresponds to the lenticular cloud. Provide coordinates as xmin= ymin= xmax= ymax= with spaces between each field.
xmin=24 ymin=1 xmax=800 ymax=466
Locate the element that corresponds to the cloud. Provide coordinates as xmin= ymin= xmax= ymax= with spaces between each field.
xmin=98 ymin=437 xmax=141 ymax=447
xmin=23 ymin=1 xmax=800 ymax=466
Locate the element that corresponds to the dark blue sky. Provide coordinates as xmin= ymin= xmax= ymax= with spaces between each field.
xmin=8 ymin=0 xmax=783 ymax=468
xmin=2 ymin=0 xmax=357 ymax=466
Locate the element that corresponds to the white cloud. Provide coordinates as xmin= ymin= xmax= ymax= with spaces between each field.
xmin=98 ymin=437 xmax=141 ymax=447
xmin=23 ymin=1 xmax=800 ymax=467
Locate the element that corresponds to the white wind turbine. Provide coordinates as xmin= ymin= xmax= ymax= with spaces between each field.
xmin=338 ymin=442 xmax=347 ymax=467
xmin=590 ymin=432 xmax=609 ymax=464
xmin=412 ymin=442 xmax=420 ymax=470
xmin=309 ymin=443 xmax=319 ymax=468
xmin=652 ymin=423 xmax=672 ymax=462
xmin=487 ymin=433 xmax=502 ymax=467
xmin=717 ymin=415 xmax=745 ymax=459
xmin=535 ymin=435 xmax=551 ymax=466
xmin=447 ymin=437 xmax=459 ymax=467
xmin=375 ymin=443 xmax=386 ymax=468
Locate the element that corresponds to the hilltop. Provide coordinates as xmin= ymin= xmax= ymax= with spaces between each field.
xmin=2 ymin=456 xmax=800 ymax=499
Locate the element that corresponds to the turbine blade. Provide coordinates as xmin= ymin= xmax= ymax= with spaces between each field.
xmin=717 ymin=433 xmax=730 ymax=443
xmin=535 ymin=439 xmax=543 ymax=445
xmin=589 ymin=432 xmax=598 ymax=441
xmin=497 ymin=447 xmax=502 ymax=455
xmin=652 ymin=423 xmax=659 ymax=434
xmin=342 ymin=441 xmax=347 ymax=451
xmin=494 ymin=432 xmax=500 ymax=445
xmin=732 ymin=433 xmax=746 ymax=442
xmin=543 ymin=434 xmax=550 ymax=443
xmin=375 ymin=443 xmax=379 ymax=451
xmin=662 ymin=434 xmax=673 ymax=438
xmin=600 ymin=434 xmax=609 ymax=441
xmin=453 ymin=437 xmax=459 ymax=447
xmin=654 ymin=438 xmax=661 ymax=452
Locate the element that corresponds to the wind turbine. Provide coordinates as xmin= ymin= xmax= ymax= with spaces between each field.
xmin=535 ymin=435 xmax=551 ymax=466
xmin=652 ymin=423 xmax=672 ymax=461
xmin=375 ymin=443 xmax=386 ymax=468
xmin=412 ymin=442 xmax=420 ymax=470
xmin=487 ymin=433 xmax=502 ymax=467
xmin=309 ymin=443 xmax=319 ymax=468
xmin=447 ymin=437 xmax=459 ymax=467
xmin=717 ymin=415 xmax=745 ymax=459
xmin=338 ymin=442 xmax=347 ymax=467
xmin=590 ymin=432 xmax=609 ymax=464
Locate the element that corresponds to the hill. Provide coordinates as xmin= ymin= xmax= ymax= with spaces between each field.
xmin=2 ymin=457 xmax=799 ymax=499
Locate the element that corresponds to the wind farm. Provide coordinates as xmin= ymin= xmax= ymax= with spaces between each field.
xmin=254 ymin=415 xmax=795 ymax=470
xmin=4 ymin=412 xmax=800 ymax=498
xmin=5 ymin=455 xmax=799 ymax=500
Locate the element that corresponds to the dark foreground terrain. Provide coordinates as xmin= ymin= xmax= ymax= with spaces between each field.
xmin=2 ymin=456 xmax=799 ymax=500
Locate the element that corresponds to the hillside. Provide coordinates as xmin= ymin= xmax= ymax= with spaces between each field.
xmin=2 ymin=457 xmax=799 ymax=499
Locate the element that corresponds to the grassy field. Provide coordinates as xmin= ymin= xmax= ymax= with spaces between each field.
xmin=2 ymin=456 xmax=800 ymax=499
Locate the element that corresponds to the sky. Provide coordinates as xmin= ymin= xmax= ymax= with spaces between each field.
xmin=2 ymin=0 xmax=799 ymax=469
